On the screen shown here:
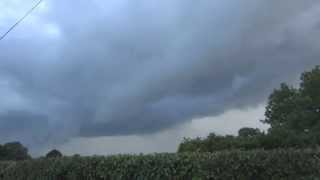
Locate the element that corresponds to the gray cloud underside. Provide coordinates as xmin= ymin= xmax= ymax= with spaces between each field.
xmin=0 ymin=0 xmax=320 ymax=148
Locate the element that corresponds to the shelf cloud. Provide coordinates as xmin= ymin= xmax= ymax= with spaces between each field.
xmin=0 ymin=0 xmax=320 ymax=151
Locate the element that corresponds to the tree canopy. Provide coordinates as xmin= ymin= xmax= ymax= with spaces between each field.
xmin=46 ymin=149 xmax=63 ymax=158
xmin=263 ymin=66 xmax=320 ymax=138
xmin=238 ymin=127 xmax=262 ymax=137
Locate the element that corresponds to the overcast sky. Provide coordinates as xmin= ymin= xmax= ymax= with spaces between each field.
xmin=0 ymin=0 xmax=320 ymax=156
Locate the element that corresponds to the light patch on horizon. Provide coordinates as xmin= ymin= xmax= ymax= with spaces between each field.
xmin=189 ymin=104 xmax=269 ymax=137
xmin=52 ymin=105 xmax=268 ymax=156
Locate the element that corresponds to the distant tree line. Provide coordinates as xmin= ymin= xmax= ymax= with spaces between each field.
xmin=0 ymin=141 xmax=63 ymax=161
xmin=179 ymin=65 xmax=320 ymax=152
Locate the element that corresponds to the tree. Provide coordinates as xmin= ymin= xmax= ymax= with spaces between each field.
xmin=262 ymin=65 xmax=320 ymax=145
xmin=46 ymin=149 xmax=63 ymax=158
xmin=263 ymin=83 xmax=298 ymax=129
xmin=1 ymin=142 xmax=31 ymax=161
xmin=299 ymin=66 xmax=320 ymax=132
xmin=178 ymin=137 xmax=205 ymax=152
xmin=238 ymin=127 xmax=261 ymax=137
xmin=204 ymin=133 xmax=237 ymax=152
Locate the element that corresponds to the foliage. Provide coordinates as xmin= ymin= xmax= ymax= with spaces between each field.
xmin=46 ymin=149 xmax=63 ymax=159
xmin=264 ymin=65 xmax=320 ymax=136
xmin=238 ymin=127 xmax=262 ymax=137
xmin=178 ymin=129 xmax=320 ymax=153
xmin=1 ymin=149 xmax=320 ymax=180
xmin=0 ymin=142 xmax=31 ymax=161
xmin=178 ymin=132 xmax=264 ymax=153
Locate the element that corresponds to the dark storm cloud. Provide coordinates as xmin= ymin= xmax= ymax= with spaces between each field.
xmin=0 ymin=0 xmax=320 ymax=147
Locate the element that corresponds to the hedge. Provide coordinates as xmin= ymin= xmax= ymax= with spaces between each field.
xmin=1 ymin=149 xmax=320 ymax=180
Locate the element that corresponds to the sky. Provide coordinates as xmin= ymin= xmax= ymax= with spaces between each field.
xmin=0 ymin=0 xmax=320 ymax=156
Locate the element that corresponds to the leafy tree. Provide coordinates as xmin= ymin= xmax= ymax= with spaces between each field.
xmin=300 ymin=65 xmax=320 ymax=100
xmin=178 ymin=137 xmax=205 ymax=152
xmin=299 ymin=66 xmax=320 ymax=132
xmin=204 ymin=133 xmax=237 ymax=151
xmin=238 ymin=127 xmax=261 ymax=137
xmin=263 ymin=66 xmax=320 ymax=138
xmin=46 ymin=149 xmax=63 ymax=158
xmin=263 ymin=83 xmax=298 ymax=130
xmin=0 ymin=142 xmax=31 ymax=161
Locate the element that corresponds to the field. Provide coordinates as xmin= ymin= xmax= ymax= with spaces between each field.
xmin=1 ymin=149 xmax=320 ymax=180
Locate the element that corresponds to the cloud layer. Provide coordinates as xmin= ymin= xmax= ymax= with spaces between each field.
xmin=0 ymin=0 xmax=320 ymax=150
